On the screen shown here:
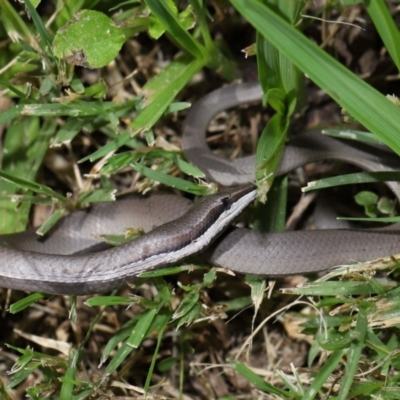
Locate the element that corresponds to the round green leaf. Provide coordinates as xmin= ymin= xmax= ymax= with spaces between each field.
xmin=53 ymin=10 xmax=128 ymax=69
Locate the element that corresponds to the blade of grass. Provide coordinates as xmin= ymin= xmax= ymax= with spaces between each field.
xmin=130 ymin=163 xmax=211 ymax=195
xmin=143 ymin=312 xmax=170 ymax=392
xmin=100 ymin=317 xmax=142 ymax=364
xmin=58 ymin=350 xmax=78 ymax=400
xmin=363 ymin=0 xmax=400 ymax=71
xmin=338 ymin=216 xmax=400 ymax=222
xmin=302 ymin=349 xmax=346 ymax=400
xmin=288 ymin=280 xmax=397 ymax=296
xmin=254 ymin=176 xmax=287 ymax=232
xmin=23 ymin=0 xmax=53 ymax=50
xmin=338 ymin=307 xmax=368 ymax=399
xmin=0 ymin=170 xmax=66 ymax=202
xmin=8 ymin=293 xmax=47 ymax=313
xmin=302 ymin=171 xmax=400 ymax=193
xmin=132 ymin=53 xmax=206 ymax=132
xmin=0 ymin=105 xmax=23 ymax=125
xmin=256 ymin=112 xmax=289 ymax=200
xmin=322 ymin=128 xmax=386 ymax=145
xmin=20 ymin=101 xmax=126 ymax=117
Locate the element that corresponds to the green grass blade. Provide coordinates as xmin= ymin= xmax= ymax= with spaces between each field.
xmin=36 ymin=208 xmax=66 ymax=236
xmin=143 ymin=312 xmax=170 ymax=392
xmin=338 ymin=216 xmax=400 ymax=223
xmin=338 ymin=307 xmax=368 ymax=399
xmin=363 ymin=0 xmax=400 ymax=71
xmin=23 ymin=0 xmax=53 ymax=50
xmin=302 ymin=171 xmax=400 ymax=193
xmin=254 ymin=176 xmax=287 ymax=232
xmin=8 ymin=293 xmax=46 ymax=313
xmin=58 ymin=351 xmax=78 ymax=400
xmin=0 ymin=105 xmax=23 ymax=125
xmin=302 ymin=349 xmax=346 ymax=400
xmin=132 ymin=54 xmax=206 ymax=132
xmin=0 ymin=170 xmax=66 ymax=202
xmin=323 ymin=128 xmax=385 ymax=145
xmin=256 ymin=113 xmax=289 ymax=199
xmin=130 ymin=163 xmax=210 ymax=195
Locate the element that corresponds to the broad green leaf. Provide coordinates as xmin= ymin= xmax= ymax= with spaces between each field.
xmin=355 ymin=190 xmax=379 ymax=218
xmin=53 ymin=10 xmax=132 ymax=68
